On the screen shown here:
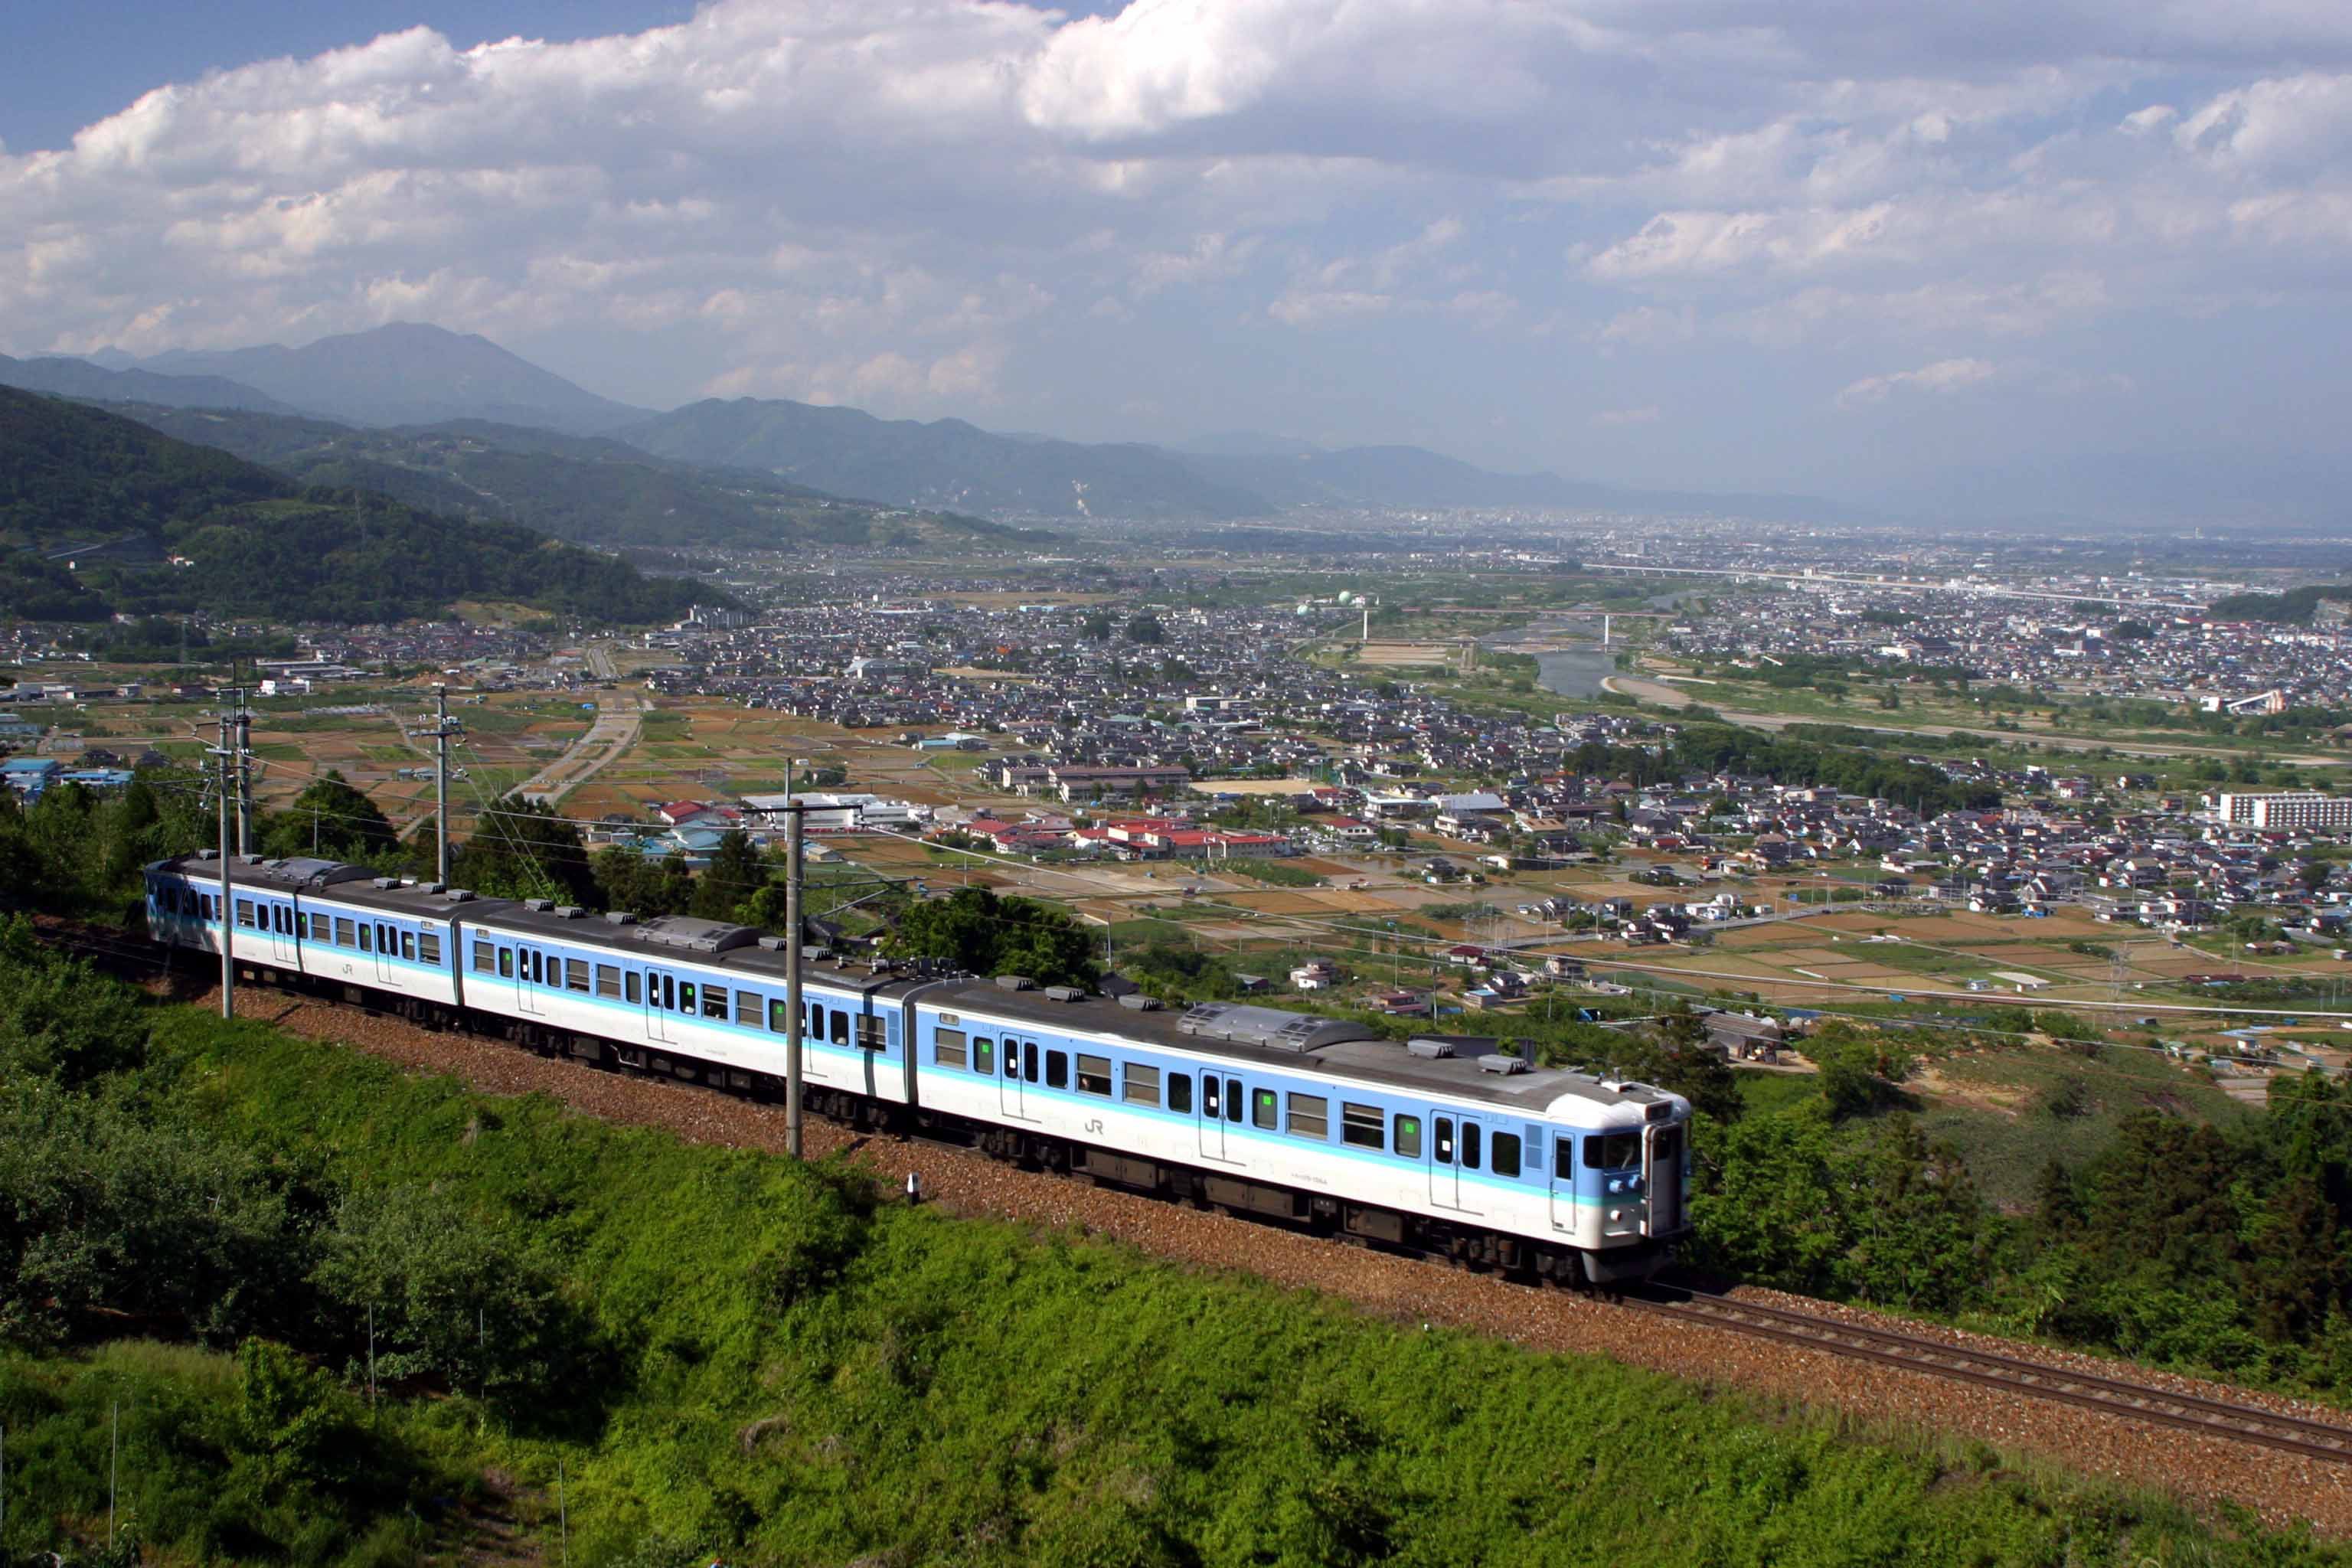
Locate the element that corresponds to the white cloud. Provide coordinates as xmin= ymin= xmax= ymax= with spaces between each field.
xmin=1834 ymin=357 xmax=1999 ymax=409
xmin=0 ymin=0 xmax=2348 ymax=464
xmin=1592 ymin=404 xmax=1661 ymax=426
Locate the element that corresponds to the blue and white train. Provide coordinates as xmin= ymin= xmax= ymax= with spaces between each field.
xmin=145 ymin=851 xmax=1692 ymax=1283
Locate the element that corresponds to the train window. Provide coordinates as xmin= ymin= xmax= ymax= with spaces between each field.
xmin=1024 ymin=1043 xmax=1040 ymax=1083
xmin=858 ymin=1015 xmax=886 ymax=1052
xmin=678 ymin=982 xmax=696 ymax=1013
xmin=736 ymin=989 xmax=762 ymax=1028
xmin=1462 ymin=1123 xmax=1482 ymax=1170
xmin=498 ymin=947 xmax=514 ymax=978
xmin=1653 ymin=1125 xmax=1682 ymax=1169
xmin=1491 ymin=1132 xmax=1521 ymax=1179
xmin=1203 ymin=1076 xmax=1220 ymax=1118
xmin=1395 ymin=1115 xmax=1422 ymax=1159
xmin=526 ymin=949 xmax=540 ymax=984
xmin=831 ymin=1010 xmax=851 ymax=1047
xmin=1122 ymin=1063 xmax=1159 ymax=1107
xmin=567 ymin=959 xmax=590 ymax=994
xmin=1076 ymin=1054 xmax=1112 ymax=1096
xmin=1583 ymin=1132 xmax=1642 ymax=1169
xmin=1226 ymin=1077 xmax=1243 ymax=1123
xmin=807 ymin=1001 xmax=822 ymax=1037
xmin=202 ymin=893 xmax=216 ymax=920
xmin=1019 ymin=1043 xmax=1034 ymax=1080
xmin=275 ymin=906 xmax=291 ymax=934
xmin=702 ymin=985 xmax=730 ymax=1020
xmin=1433 ymin=1117 xmax=1455 ymax=1165
xmin=936 ymin=1028 xmax=968 ymax=1069
xmin=596 ymin=964 xmax=621 ymax=998
xmin=768 ymin=998 xmax=789 ymax=1033
xmin=1341 ymin=1102 xmax=1383 ymax=1150
xmin=1286 ymin=1094 xmax=1328 ymax=1141
xmin=1168 ymin=1073 xmax=1191 ymax=1114
xmin=1553 ymin=1137 xmax=1575 ymax=1181
xmin=358 ymin=923 xmax=374 ymax=954
xmin=1252 ymin=1089 xmax=1277 ymax=1130
xmin=661 ymin=975 xmax=676 ymax=1011
xmin=401 ymin=932 xmax=417 ymax=962
xmin=626 ymin=972 xmax=642 ymax=1005
xmin=974 ymin=1037 xmax=993 ymax=1076
xmin=420 ymin=930 xmax=442 ymax=965
xmin=235 ymin=899 xmax=256 ymax=929
xmin=1045 ymin=1050 xmax=1068 ymax=1089
xmin=337 ymin=917 xmax=357 ymax=947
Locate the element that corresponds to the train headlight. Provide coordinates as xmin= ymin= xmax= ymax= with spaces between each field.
xmin=1607 ymin=1208 xmax=1624 ymax=1223
xmin=1628 ymin=1174 xmax=1644 ymax=1193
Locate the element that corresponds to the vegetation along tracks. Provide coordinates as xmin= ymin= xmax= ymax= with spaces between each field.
xmin=1625 ymin=1285 xmax=2352 ymax=1465
xmin=51 ymin=926 xmax=2352 ymax=1494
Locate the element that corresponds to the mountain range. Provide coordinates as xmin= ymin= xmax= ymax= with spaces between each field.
xmin=0 ymin=387 xmax=714 ymax=625
xmin=83 ymin=403 xmax=1035 ymax=552
xmin=2 ymin=321 xmax=1858 ymax=523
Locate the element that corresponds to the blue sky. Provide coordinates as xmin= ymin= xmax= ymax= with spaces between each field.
xmin=5 ymin=1 xmax=2352 ymax=512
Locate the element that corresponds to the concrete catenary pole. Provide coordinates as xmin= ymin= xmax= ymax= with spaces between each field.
xmin=435 ymin=684 xmax=453 ymax=885
xmin=215 ymin=703 xmax=237 ymax=1020
xmin=785 ymin=802 xmax=805 ymax=1158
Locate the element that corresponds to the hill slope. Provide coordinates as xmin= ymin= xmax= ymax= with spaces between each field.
xmin=621 ymin=397 xmax=1272 ymax=520
xmin=0 ymin=353 xmax=304 ymax=416
xmin=0 ymin=388 xmax=713 ymax=623
xmin=86 ymin=404 xmax=1034 ymax=550
xmin=135 ymin=322 xmax=648 ymax=433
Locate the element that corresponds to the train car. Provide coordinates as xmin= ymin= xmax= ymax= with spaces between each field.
xmin=145 ymin=852 xmax=375 ymax=978
xmin=908 ymin=987 xmax=1690 ymax=1282
xmin=452 ymin=902 xmax=926 ymax=1109
xmin=292 ymin=874 xmax=472 ymax=1011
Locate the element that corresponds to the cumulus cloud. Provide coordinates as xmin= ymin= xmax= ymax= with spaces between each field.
xmin=1834 ymin=357 xmax=2000 ymax=409
xmin=0 ymin=0 xmax=2348 ymax=454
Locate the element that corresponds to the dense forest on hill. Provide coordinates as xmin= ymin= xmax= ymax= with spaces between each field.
xmin=0 ymin=388 xmax=720 ymax=622
xmin=2207 ymin=582 xmax=2352 ymax=626
xmin=87 ymin=402 xmax=1038 ymax=551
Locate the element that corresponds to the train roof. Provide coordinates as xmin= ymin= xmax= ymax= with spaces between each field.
xmin=921 ymin=982 xmax=1681 ymax=1122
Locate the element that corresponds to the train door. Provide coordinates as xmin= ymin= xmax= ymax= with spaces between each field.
xmin=1549 ymin=1133 xmax=1577 ymax=1233
xmin=374 ymin=922 xmax=402 ymax=988
xmin=1198 ymin=1074 xmax=1226 ymax=1161
xmin=515 ymin=946 xmax=545 ymax=1014
xmin=1644 ymin=1121 xmax=1684 ymax=1236
xmin=269 ymin=900 xmax=299 ymax=968
xmin=1001 ymin=1038 xmax=1035 ymax=1122
xmin=645 ymin=969 xmax=672 ymax=1040
xmin=1429 ymin=1113 xmax=1455 ymax=1207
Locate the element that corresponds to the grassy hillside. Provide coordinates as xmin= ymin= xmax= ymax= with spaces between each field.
xmin=0 ymin=388 xmax=720 ymax=623
xmin=93 ymin=402 xmax=1041 ymax=550
xmin=2 ymin=934 xmax=2335 ymax=1563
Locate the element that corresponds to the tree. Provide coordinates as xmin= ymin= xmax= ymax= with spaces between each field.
xmin=452 ymin=796 xmax=593 ymax=904
xmin=260 ymin=771 xmax=399 ymax=865
xmin=1124 ymin=614 xmax=1167 ymax=645
xmin=592 ymin=844 xmax=693 ymax=919
xmin=692 ymin=829 xmax=769 ymax=920
xmin=1081 ymin=611 xmax=1116 ymax=641
xmin=882 ymin=887 xmax=1100 ymax=988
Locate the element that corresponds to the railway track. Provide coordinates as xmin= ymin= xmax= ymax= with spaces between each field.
xmin=1625 ymin=1285 xmax=2352 ymax=1466
xmin=50 ymin=920 xmax=2352 ymax=1471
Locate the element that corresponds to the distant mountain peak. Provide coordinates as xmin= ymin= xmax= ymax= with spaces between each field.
xmin=124 ymin=322 xmax=652 ymax=435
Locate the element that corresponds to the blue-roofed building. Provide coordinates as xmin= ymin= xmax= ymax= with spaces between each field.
xmin=2 ymin=757 xmax=62 ymax=799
